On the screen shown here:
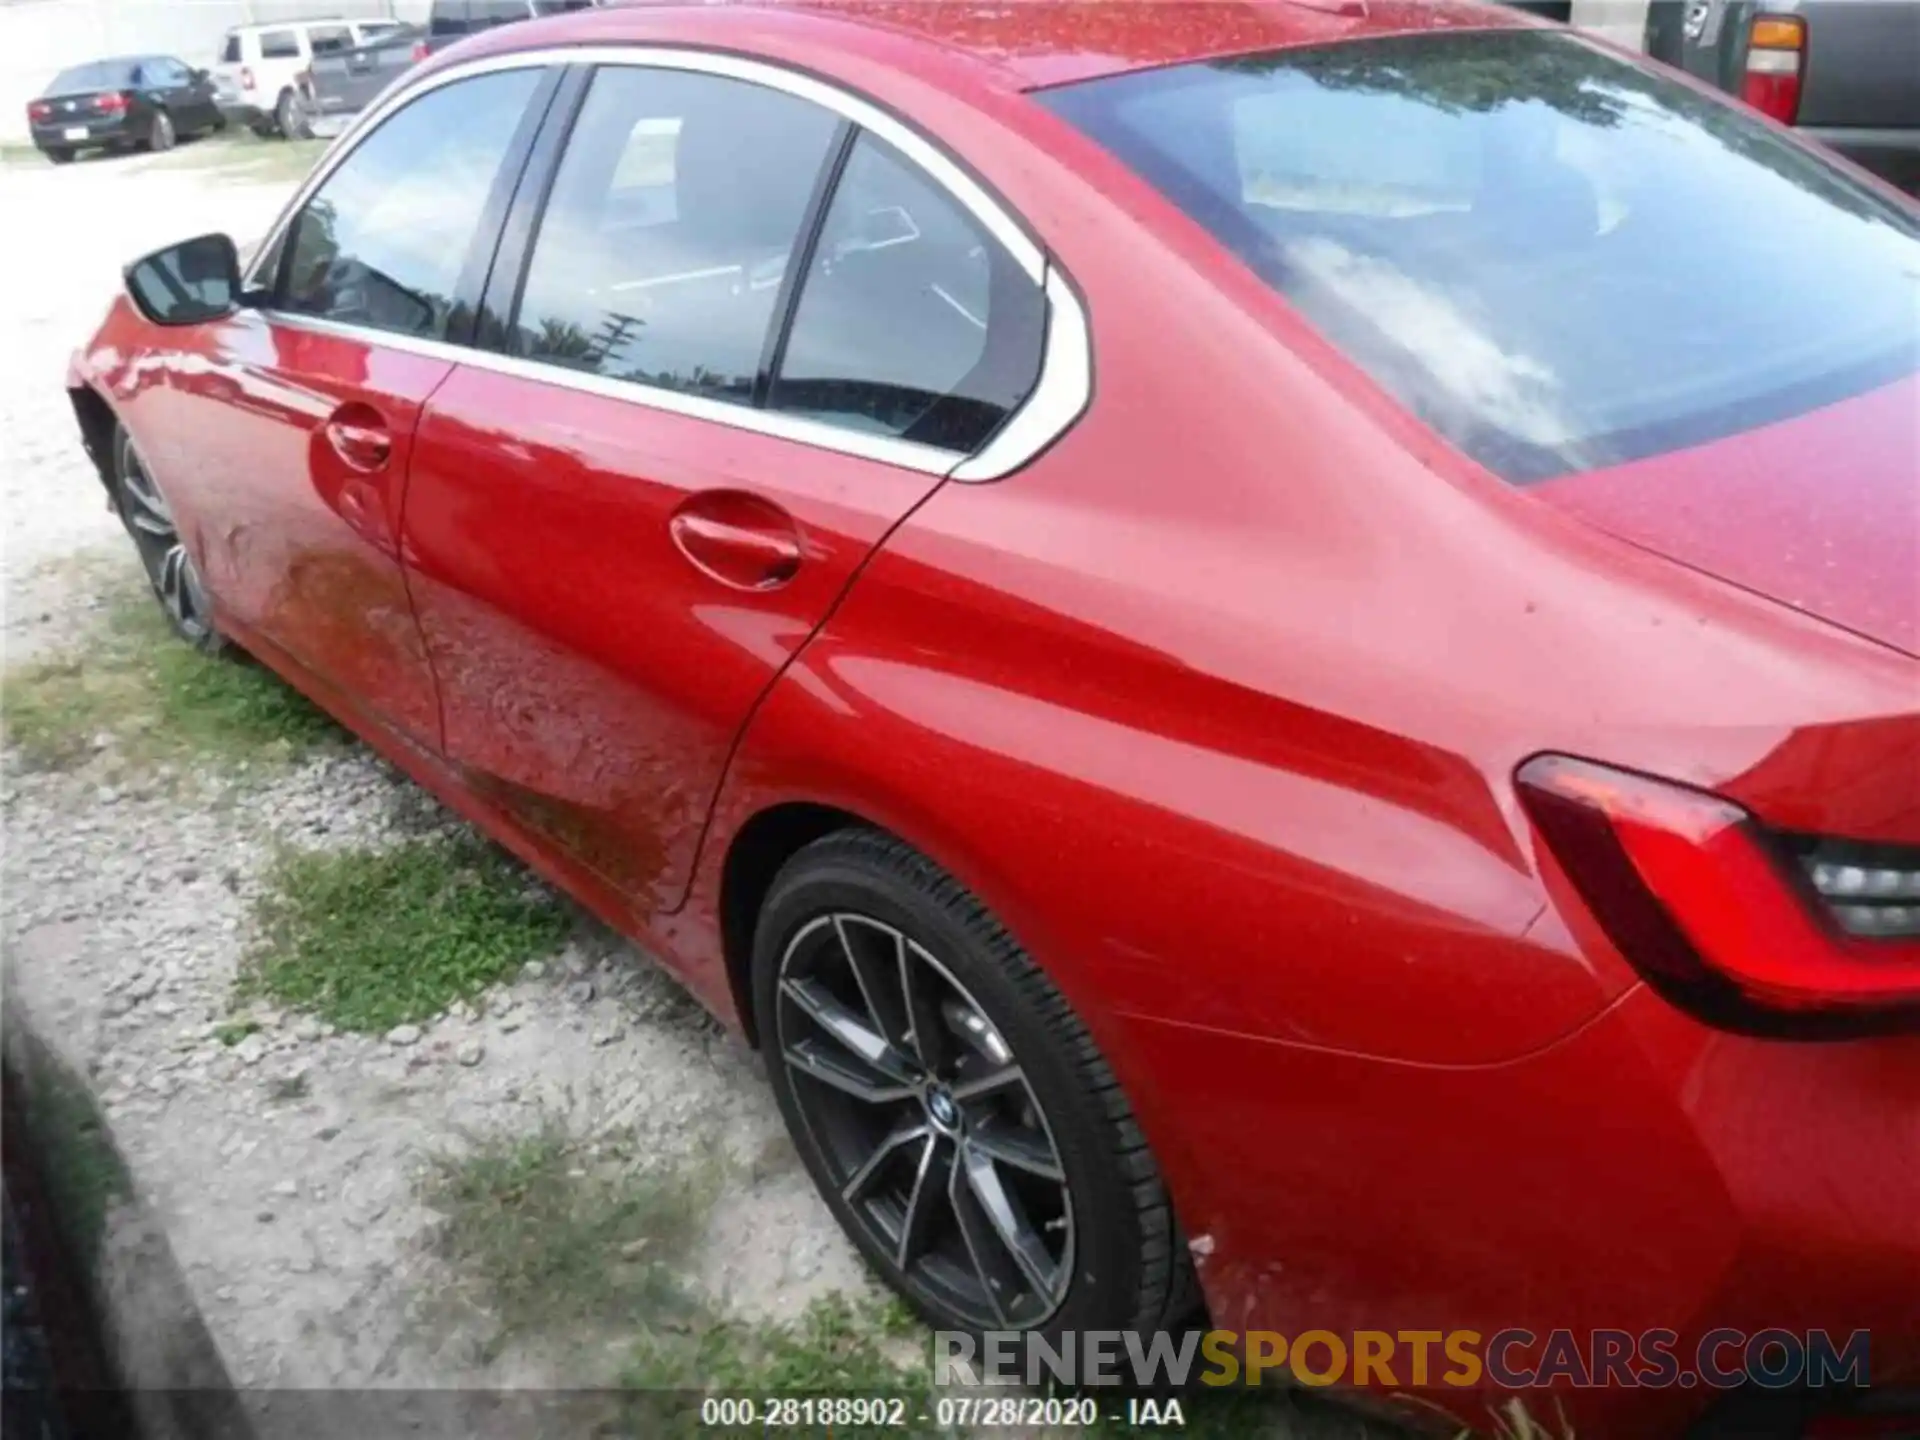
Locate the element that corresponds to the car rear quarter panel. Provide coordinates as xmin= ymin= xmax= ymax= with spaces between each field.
xmin=679 ymin=69 xmax=1917 ymax=1064
xmin=668 ymin=83 xmax=1916 ymax=1439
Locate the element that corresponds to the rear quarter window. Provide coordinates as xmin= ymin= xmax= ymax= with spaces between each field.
xmin=1040 ymin=31 xmax=1920 ymax=484
xmin=258 ymin=29 xmax=301 ymax=60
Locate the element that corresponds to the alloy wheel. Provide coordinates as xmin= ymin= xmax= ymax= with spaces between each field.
xmin=117 ymin=442 xmax=211 ymax=644
xmin=775 ymin=912 xmax=1074 ymax=1327
xmin=150 ymin=111 xmax=174 ymax=151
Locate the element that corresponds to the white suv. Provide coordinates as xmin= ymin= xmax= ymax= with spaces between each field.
xmin=212 ymin=17 xmax=405 ymax=138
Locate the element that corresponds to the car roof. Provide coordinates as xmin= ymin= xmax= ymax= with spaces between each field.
xmin=51 ymin=55 xmax=165 ymax=73
xmin=458 ymin=0 xmax=1534 ymax=90
xmin=789 ymin=0 xmax=1535 ymax=87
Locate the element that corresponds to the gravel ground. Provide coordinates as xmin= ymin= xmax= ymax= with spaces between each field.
xmin=1 ymin=137 xmax=871 ymax=1407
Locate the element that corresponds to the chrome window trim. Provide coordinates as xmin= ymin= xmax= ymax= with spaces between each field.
xmin=954 ymin=267 xmax=1091 ymax=483
xmin=244 ymin=43 xmax=1089 ymax=483
xmin=253 ymin=310 xmax=959 ymax=475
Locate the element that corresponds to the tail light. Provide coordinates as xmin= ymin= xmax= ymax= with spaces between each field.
xmin=1517 ymin=755 xmax=1920 ymax=1036
xmin=1742 ymin=13 xmax=1806 ymax=124
xmin=1796 ymin=841 xmax=1920 ymax=938
xmin=27 ymin=100 xmax=52 ymax=122
xmin=240 ymin=65 xmax=257 ymax=91
xmin=410 ymin=39 xmax=429 ymax=62
xmin=95 ymin=92 xmax=129 ymax=114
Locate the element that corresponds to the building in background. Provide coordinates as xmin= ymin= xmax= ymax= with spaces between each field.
xmin=0 ymin=0 xmax=431 ymax=139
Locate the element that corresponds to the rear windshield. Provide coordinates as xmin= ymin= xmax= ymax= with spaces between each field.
xmin=220 ymin=33 xmax=240 ymax=64
xmin=48 ymin=60 xmax=137 ymax=92
xmin=1040 ymin=31 xmax=1920 ymax=484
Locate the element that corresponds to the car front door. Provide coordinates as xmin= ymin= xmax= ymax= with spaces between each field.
xmin=400 ymin=57 xmax=1050 ymax=921
xmin=154 ymin=57 xmax=218 ymax=131
xmin=141 ymin=64 xmax=560 ymax=749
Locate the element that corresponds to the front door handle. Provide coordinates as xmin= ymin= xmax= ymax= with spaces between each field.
xmin=669 ymin=491 xmax=803 ymax=591
xmin=323 ymin=414 xmax=392 ymax=473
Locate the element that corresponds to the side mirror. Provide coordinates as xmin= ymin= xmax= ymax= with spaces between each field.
xmin=124 ymin=233 xmax=244 ymax=326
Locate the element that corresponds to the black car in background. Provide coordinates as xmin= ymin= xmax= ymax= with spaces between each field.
xmin=25 ymin=56 xmax=224 ymax=165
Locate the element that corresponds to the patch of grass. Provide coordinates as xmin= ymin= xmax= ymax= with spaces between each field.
xmin=213 ymin=1018 xmax=261 ymax=1047
xmin=628 ymin=1291 xmax=922 ymax=1395
xmin=616 ymin=1292 xmax=934 ymax=1438
xmin=0 ymin=583 xmax=340 ymax=772
xmin=139 ymin=131 xmax=328 ymax=183
xmin=422 ymin=1119 xmax=721 ymax=1349
xmin=242 ymin=835 xmax=571 ymax=1032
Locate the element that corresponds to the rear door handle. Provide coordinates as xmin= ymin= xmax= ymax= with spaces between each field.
xmin=323 ymin=415 xmax=392 ymax=473
xmin=669 ymin=490 xmax=803 ymax=590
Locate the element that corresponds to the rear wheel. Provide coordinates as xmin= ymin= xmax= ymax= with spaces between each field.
xmin=274 ymin=89 xmax=307 ymax=140
xmin=111 ymin=427 xmax=221 ymax=653
xmin=754 ymin=830 xmax=1196 ymax=1341
xmin=145 ymin=110 xmax=174 ymax=152
xmin=45 ymin=147 xmax=74 ymax=165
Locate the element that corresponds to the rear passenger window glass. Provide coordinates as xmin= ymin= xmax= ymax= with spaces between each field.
xmin=771 ymin=134 xmax=1045 ymax=451
xmin=259 ymin=30 xmax=300 ymax=59
xmin=513 ymin=66 xmax=839 ymax=407
xmin=277 ymin=68 xmax=543 ymax=342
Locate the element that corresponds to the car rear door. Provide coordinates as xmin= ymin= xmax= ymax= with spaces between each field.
xmin=399 ymin=57 xmax=1051 ymax=922
xmin=135 ymin=63 xmax=562 ymax=750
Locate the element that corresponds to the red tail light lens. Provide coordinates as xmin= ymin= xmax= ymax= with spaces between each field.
xmin=95 ymin=91 xmax=129 ymax=114
xmin=411 ymin=40 xmax=429 ymax=62
xmin=28 ymin=100 xmax=52 ymax=122
xmin=1517 ymin=755 xmax=1920 ymax=1035
xmin=240 ymin=66 xmax=257 ymax=91
xmin=1741 ymin=13 xmax=1806 ymax=123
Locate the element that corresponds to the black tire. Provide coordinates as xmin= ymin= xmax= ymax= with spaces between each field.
xmin=145 ymin=109 xmax=175 ymax=153
xmin=109 ymin=426 xmax=223 ymax=654
xmin=45 ymin=147 xmax=74 ymax=165
xmin=211 ymin=113 xmax=228 ymax=133
xmin=274 ymin=89 xmax=306 ymax=140
xmin=754 ymin=829 xmax=1198 ymax=1345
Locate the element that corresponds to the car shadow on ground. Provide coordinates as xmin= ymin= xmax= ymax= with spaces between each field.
xmin=4 ymin=1017 xmax=252 ymax=1440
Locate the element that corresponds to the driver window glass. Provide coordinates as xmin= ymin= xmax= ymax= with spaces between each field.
xmin=277 ymin=68 xmax=543 ymax=342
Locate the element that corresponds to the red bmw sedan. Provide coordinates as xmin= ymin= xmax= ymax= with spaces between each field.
xmin=66 ymin=2 xmax=1918 ymax=1435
